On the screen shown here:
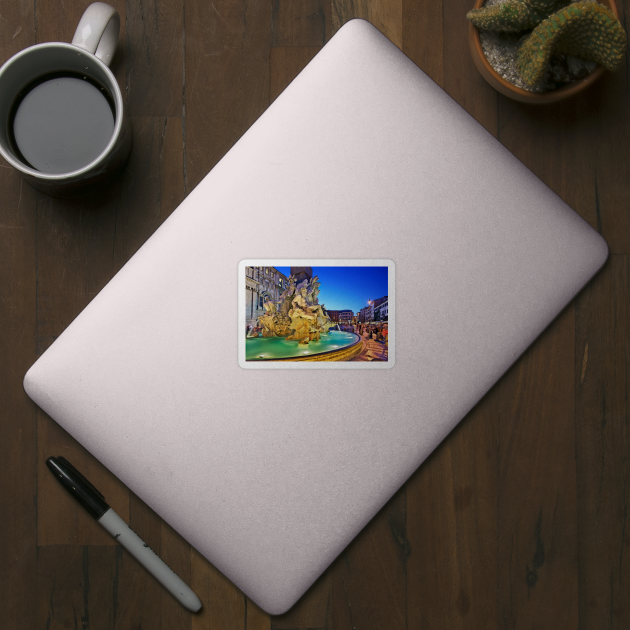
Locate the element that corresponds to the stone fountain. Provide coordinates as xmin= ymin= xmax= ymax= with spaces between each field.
xmin=256 ymin=274 xmax=334 ymax=345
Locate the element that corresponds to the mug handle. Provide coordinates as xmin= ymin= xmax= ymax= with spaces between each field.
xmin=71 ymin=2 xmax=120 ymax=67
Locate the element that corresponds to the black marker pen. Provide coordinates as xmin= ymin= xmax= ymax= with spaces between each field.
xmin=46 ymin=456 xmax=202 ymax=612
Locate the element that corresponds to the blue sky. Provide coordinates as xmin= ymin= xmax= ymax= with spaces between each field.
xmin=275 ymin=266 xmax=388 ymax=314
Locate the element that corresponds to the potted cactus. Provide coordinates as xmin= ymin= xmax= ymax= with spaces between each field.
xmin=467 ymin=0 xmax=627 ymax=102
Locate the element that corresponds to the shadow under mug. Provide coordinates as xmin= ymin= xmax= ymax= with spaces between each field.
xmin=0 ymin=2 xmax=131 ymax=197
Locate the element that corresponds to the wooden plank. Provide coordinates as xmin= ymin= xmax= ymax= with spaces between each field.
xmin=0 ymin=0 xmax=36 ymax=54
xmin=583 ymin=72 xmax=630 ymax=254
xmin=109 ymin=494 xmax=193 ymax=629
xmin=159 ymin=117 xmax=187 ymax=221
xmin=0 ymin=4 xmax=38 ymax=629
xmin=330 ymin=485 xmax=407 ymax=630
xmin=36 ymin=545 xmax=119 ymax=630
xmin=125 ymin=0 xmax=184 ymax=117
xmin=184 ymin=0 xmax=272 ymax=192
xmin=491 ymin=63 xmax=616 ymax=630
xmin=443 ymin=0 xmax=497 ymax=131
xmin=496 ymin=97 xmax=597 ymax=221
xmin=33 ymin=187 xmax=121 ymax=355
xmin=37 ymin=416 xmax=129 ymax=546
xmin=331 ymin=0 xmax=402 ymax=49
xmin=270 ymin=47 xmax=321 ymax=103
xmin=112 ymin=116 xmax=185 ymax=270
xmin=271 ymin=573 xmax=332 ymax=629
xmin=190 ymin=549 xmax=248 ymax=630
xmin=402 ymin=0 xmax=444 ymax=88
xmin=36 ymin=0 xmax=125 ymax=46
xmin=271 ymin=0 xmax=332 ymax=46
xmin=35 ymin=0 xmax=127 ymax=93
xmin=247 ymin=600 xmax=271 ymax=630
xmin=489 ymin=25 xmax=627 ymax=627
xmin=497 ymin=305 xmax=578 ymax=628
xmin=157 ymin=518 xmax=196 ymax=629
xmin=0 ymin=138 xmax=39 ymax=630
xmin=407 ymin=393 xmax=499 ymax=629
xmin=494 ymin=59 xmax=629 ymax=257
xmin=575 ymin=256 xmax=630 ymax=629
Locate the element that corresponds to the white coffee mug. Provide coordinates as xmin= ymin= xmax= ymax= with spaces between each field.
xmin=0 ymin=2 xmax=132 ymax=197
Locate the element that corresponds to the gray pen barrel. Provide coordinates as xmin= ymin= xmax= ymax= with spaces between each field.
xmin=98 ymin=508 xmax=202 ymax=612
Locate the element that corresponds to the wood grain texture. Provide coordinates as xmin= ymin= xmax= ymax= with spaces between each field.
xmin=191 ymin=549 xmax=251 ymax=630
xmin=35 ymin=0 xmax=127 ymax=99
xmin=271 ymin=0 xmax=332 ymax=46
xmin=271 ymin=573 xmax=332 ymax=629
xmin=576 ymin=256 xmax=630 ymax=629
xmin=332 ymin=0 xmax=403 ymax=48
xmin=583 ymin=72 xmax=630 ymax=254
xmin=184 ymin=0 xmax=271 ymax=191
xmin=0 ymin=0 xmax=36 ymax=54
xmin=331 ymin=486 xmax=408 ymax=630
xmin=125 ymin=0 xmax=184 ymax=117
xmin=495 ymin=77 xmax=629 ymax=256
xmin=270 ymin=47 xmax=322 ymax=103
xmin=115 ymin=495 xmax=193 ymax=629
xmin=36 ymin=545 xmax=119 ymax=630
xmin=497 ymin=304 xmax=579 ymax=629
xmin=0 ymin=5 xmax=38 ymax=629
xmin=0 ymin=144 xmax=38 ymax=630
xmin=443 ymin=0 xmax=497 ymax=132
xmin=403 ymin=0 xmax=444 ymax=87
xmin=1 ymin=0 xmax=629 ymax=627
xmin=37 ymin=416 xmax=129 ymax=546
xmin=407 ymin=393 xmax=498 ymax=629
xmin=112 ymin=116 xmax=185 ymax=270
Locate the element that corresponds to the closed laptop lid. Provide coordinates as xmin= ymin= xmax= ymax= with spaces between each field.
xmin=24 ymin=19 xmax=607 ymax=614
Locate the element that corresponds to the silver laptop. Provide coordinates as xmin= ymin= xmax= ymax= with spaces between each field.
xmin=24 ymin=19 xmax=607 ymax=614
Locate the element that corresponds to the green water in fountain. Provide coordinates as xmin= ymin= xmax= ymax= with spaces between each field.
xmin=246 ymin=330 xmax=360 ymax=361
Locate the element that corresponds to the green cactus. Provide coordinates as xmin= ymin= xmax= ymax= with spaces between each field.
xmin=516 ymin=1 xmax=627 ymax=85
xmin=467 ymin=0 xmax=568 ymax=33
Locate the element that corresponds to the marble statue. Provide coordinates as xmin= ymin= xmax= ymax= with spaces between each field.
xmin=258 ymin=299 xmax=278 ymax=337
xmin=254 ymin=273 xmax=333 ymax=345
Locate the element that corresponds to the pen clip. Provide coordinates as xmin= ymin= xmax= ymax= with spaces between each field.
xmin=54 ymin=456 xmax=106 ymax=501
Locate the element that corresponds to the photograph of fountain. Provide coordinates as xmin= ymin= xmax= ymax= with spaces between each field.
xmin=240 ymin=262 xmax=392 ymax=365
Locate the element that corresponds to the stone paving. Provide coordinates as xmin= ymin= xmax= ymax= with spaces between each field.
xmin=350 ymin=337 xmax=389 ymax=362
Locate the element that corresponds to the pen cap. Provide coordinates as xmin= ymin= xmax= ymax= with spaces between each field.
xmin=46 ymin=456 xmax=110 ymax=519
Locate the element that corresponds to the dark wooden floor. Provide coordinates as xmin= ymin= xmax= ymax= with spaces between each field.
xmin=1 ymin=0 xmax=629 ymax=628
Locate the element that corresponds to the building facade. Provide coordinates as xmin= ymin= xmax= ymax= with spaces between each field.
xmin=359 ymin=296 xmax=387 ymax=323
xmin=359 ymin=304 xmax=373 ymax=323
xmin=374 ymin=299 xmax=388 ymax=321
xmin=338 ymin=309 xmax=354 ymax=322
xmin=245 ymin=266 xmax=289 ymax=329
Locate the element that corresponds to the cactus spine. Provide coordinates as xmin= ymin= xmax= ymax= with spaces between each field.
xmin=516 ymin=1 xmax=627 ymax=85
xmin=467 ymin=0 xmax=568 ymax=33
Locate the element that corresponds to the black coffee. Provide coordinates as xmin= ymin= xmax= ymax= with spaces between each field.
xmin=10 ymin=73 xmax=115 ymax=174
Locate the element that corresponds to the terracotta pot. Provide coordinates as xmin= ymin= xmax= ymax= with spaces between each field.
xmin=468 ymin=0 xmax=619 ymax=103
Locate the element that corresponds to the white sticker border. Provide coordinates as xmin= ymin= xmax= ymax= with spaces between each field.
xmin=238 ymin=259 xmax=395 ymax=370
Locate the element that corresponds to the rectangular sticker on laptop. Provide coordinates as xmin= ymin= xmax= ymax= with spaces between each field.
xmin=238 ymin=260 xmax=394 ymax=369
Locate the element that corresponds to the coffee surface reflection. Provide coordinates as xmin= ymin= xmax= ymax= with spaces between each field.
xmin=11 ymin=73 xmax=115 ymax=174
